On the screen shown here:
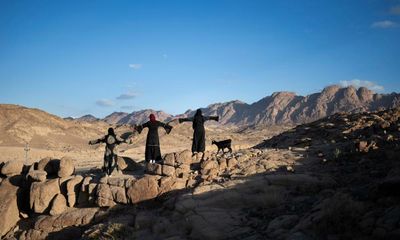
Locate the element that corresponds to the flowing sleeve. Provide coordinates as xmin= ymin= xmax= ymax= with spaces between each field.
xmin=178 ymin=117 xmax=194 ymax=123
xmin=204 ymin=116 xmax=219 ymax=122
xmin=136 ymin=122 xmax=147 ymax=134
xmin=159 ymin=121 xmax=173 ymax=134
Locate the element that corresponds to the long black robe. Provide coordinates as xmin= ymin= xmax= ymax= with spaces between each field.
xmin=179 ymin=115 xmax=218 ymax=153
xmin=90 ymin=134 xmax=124 ymax=175
xmin=137 ymin=121 xmax=172 ymax=162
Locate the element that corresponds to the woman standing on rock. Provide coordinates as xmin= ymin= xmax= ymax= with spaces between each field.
xmin=89 ymin=127 xmax=126 ymax=175
xmin=179 ymin=109 xmax=219 ymax=160
xmin=136 ymin=114 xmax=173 ymax=163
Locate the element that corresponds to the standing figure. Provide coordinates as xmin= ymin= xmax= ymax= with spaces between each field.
xmin=179 ymin=109 xmax=219 ymax=160
xmin=136 ymin=114 xmax=173 ymax=163
xmin=89 ymin=127 xmax=126 ymax=175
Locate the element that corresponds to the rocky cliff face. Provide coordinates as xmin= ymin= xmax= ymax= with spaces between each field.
xmin=180 ymin=85 xmax=400 ymax=126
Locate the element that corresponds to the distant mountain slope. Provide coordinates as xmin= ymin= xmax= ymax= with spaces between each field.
xmin=0 ymin=104 xmax=108 ymax=147
xmin=76 ymin=114 xmax=98 ymax=122
xmin=103 ymin=112 xmax=129 ymax=124
xmin=179 ymin=85 xmax=400 ymax=126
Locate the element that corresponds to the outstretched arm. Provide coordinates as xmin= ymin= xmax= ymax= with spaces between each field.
xmin=178 ymin=117 xmax=194 ymax=123
xmin=204 ymin=116 xmax=219 ymax=122
xmin=159 ymin=122 xmax=173 ymax=134
xmin=89 ymin=136 xmax=105 ymax=145
xmin=135 ymin=122 xmax=148 ymax=134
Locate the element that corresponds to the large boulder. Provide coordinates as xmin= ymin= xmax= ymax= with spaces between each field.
xmin=33 ymin=207 xmax=100 ymax=233
xmin=127 ymin=175 xmax=159 ymax=204
xmin=58 ymin=157 xmax=75 ymax=178
xmin=30 ymin=179 xmax=60 ymax=214
xmin=110 ymin=185 xmax=127 ymax=204
xmin=1 ymin=160 xmax=24 ymax=177
xmin=0 ymin=179 xmax=20 ymax=237
xmin=66 ymin=175 xmax=83 ymax=207
xmin=164 ymin=153 xmax=176 ymax=166
xmin=49 ymin=193 xmax=67 ymax=216
xmin=96 ymin=183 xmax=115 ymax=207
xmin=176 ymin=150 xmax=192 ymax=165
xmin=146 ymin=163 xmax=162 ymax=175
xmin=162 ymin=165 xmax=176 ymax=177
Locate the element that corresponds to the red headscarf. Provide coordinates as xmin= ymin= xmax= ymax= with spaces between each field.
xmin=149 ymin=114 xmax=156 ymax=123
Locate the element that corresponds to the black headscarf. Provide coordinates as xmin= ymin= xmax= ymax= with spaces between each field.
xmin=108 ymin=127 xmax=115 ymax=136
xmin=192 ymin=109 xmax=204 ymax=130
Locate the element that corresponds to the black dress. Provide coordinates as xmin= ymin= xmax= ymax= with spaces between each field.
xmin=179 ymin=115 xmax=218 ymax=153
xmin=90 ymin=134 xmax=124 ymax=175
xmin=137 ymin=121 xmax=172 ymax=162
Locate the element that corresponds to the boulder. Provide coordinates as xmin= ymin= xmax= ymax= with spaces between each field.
xmin=0 ymin=179 xmax=20 ymax=237
xmin=49 ymin=193 xmax=67 ymax=216
xmin=107 ymin=177 xmax=125 ymax=187
xmin=110 ymin=185 xmax=127 ymax=204
xmin=116 ymin=156 xmax=128 ymax=170
xmin=176 ymin=150 xmax=192 ymax=165
xmin=116 ymin=156 xmax=141 ymax=171
xmin=162 ymin=165 xmax=176 ymax=177
xmin=26 ymin=170 xmax=47 ymax=182
xmin=66 ymin=175 xmax=83 ymax=207
xmin=164 ymin=153 xmax=176 ymax=166
xmin=159 ymin=176 xmax=175 ymax=195
xmin=96 ymin=183 xmax=115 ymax=207
xmin=146 ymin=163 xmax=162 ymax=175
xmin=37 ymin=157 xmax=60 ymax=176
xmin=127 ymin=175 xmax=159 ymax=204
xmin=1 ymin=160 xmax=24 ymax=177
xmin=33 ymin=207 xmax=99 ymax=233
xmin=58 ymin=157 xmax=75 ymax=178
xmin=30 ymin=179 xmax=60 ymax=214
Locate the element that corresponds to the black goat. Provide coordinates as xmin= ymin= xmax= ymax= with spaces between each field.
xmin=212 ymin=139 xmax=232 ymax=154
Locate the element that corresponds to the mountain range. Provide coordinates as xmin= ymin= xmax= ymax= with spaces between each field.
xmin=75 ymin=85 xmax=400 ymax=127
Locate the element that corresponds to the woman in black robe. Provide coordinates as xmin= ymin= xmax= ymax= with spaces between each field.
xmin=179 ymin=109 xmax=219 ymax=159
xmin=136 ymin=114 xmax=173 ymax=163
xmin=89 ymin=127 xmax=125 ymax=175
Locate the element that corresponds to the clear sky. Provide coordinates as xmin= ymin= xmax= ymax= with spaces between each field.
xmin=1 ymin=0 xmax=399 ymax=118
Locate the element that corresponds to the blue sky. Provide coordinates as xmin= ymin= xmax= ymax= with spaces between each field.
xmin=1 ymin=0 xmax=399 ymax=118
